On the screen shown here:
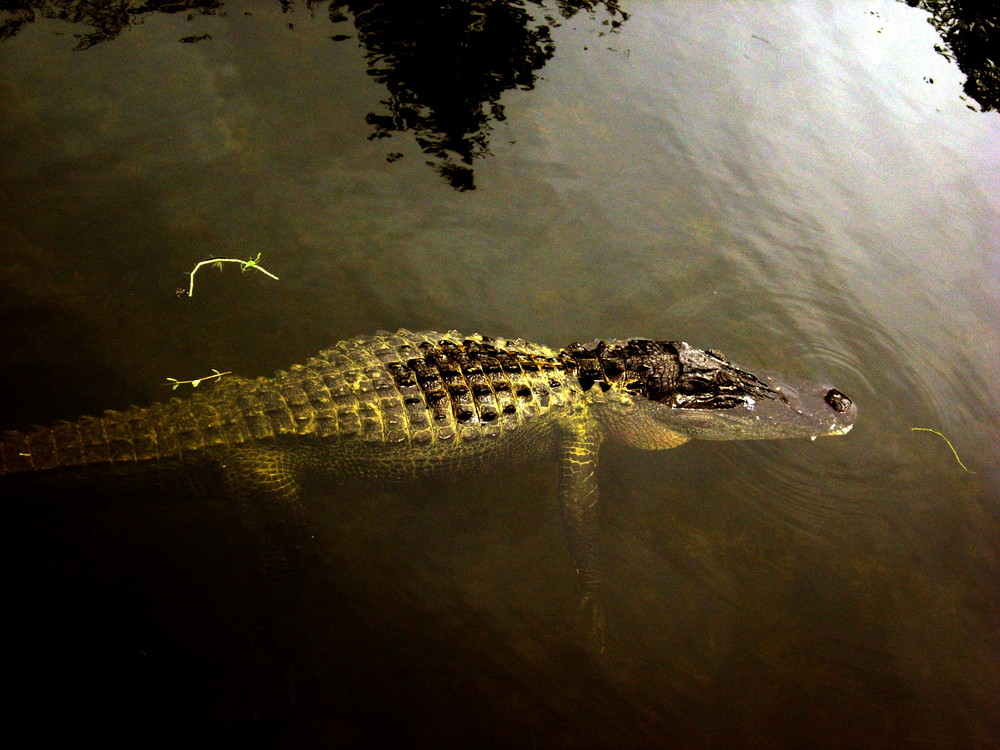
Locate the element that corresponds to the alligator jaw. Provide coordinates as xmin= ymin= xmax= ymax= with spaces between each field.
xmin=812 ymin=422 xmax=854 ymax=440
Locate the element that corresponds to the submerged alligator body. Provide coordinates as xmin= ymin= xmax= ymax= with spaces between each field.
xmin=1 ymin=329 xmax=856 ymax=645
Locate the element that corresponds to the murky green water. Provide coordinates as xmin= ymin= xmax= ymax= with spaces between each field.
xmin=1 ymin=1 xmax=997 ymax=747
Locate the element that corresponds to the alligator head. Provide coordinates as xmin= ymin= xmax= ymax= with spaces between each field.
xmin=561 ymin=339 xmax=857 ymax=447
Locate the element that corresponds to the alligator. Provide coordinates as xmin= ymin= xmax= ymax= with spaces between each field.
xmin=1 ymin=329 xmax=856 ymax=646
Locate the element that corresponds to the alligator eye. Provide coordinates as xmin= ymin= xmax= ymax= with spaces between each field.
xmin=824 ymin=389 xmax=852 ymax=413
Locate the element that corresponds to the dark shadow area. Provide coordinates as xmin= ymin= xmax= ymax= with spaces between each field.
xmin=6 ymin=481 xmax=290 ymax=749
xmin=5 ymin=467 xmax=662 ymax=749
xmin=0 ymin=0 xmax=627 ymax=190
xmin=10 ymin=451 xmax=962 ymax=749
xmin=901 ymin=0 xmax=999 ymax=112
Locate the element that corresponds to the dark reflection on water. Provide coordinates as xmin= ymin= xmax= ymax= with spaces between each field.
xmin=899 ymin=0 xmax=1000 ymax=112
xmin=335 ymin=0 xmax=561 ymax=191
xmin=1 ymin=0 xmax=999 ymax=747
xmin=332 ymin=0 xmax=626 ymax=190
xmin=0 ymin=0 xmax=627 ymax=189
xmin=0 ymin=0 xmax=223 ymax=48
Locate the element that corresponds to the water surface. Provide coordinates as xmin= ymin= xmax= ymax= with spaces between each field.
xmin=1 ymin=1 xmax=997 ymax=747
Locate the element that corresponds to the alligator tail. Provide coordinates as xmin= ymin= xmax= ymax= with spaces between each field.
xmin=0 ymin=396 xmax=246 ymax=477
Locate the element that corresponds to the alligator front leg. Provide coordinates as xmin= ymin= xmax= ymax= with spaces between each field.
xmin=557 ymin=417 xmax=607 ymax=651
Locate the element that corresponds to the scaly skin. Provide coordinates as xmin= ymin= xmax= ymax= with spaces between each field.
xmin=1 ymin=330 xmax=579 ymax=477
xmin=0 ymin=329 xmax=857 ymax=648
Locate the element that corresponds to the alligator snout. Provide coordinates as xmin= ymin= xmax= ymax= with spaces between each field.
xmin=654 ymin=369 xmax=858 ymax=441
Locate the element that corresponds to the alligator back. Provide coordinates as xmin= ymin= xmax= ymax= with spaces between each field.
xmin=0 ymin=330 xmax=583 ymax=480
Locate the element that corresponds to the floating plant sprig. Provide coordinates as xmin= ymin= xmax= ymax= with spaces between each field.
xmin=911 ymin=427 xmax=976 ymax=474
xmin=165 ymin=368 xmax=231 ymax=390
xmin=180 ymin=253 xmax=279 ymax=297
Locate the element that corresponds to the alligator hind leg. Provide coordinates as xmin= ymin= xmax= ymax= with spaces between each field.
xmin=219 ymin=447 xmax=312 ymax=643
xmin=221 ymin=446 xmax=309 ymax=574
xmin=557 ymin=419 xmax=608 ymax=652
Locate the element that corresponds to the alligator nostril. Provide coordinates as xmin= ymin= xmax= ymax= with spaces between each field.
xmin=824 ymin=389 xmax=852 ymax=414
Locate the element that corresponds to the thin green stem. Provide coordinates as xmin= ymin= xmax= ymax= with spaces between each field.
xmin=185 ymin=253 xmax=279 ymax=297
xmin=911 ymin=428 xmax=976 ymax=474
xmin=165 ymin=368 xmax=231 ymax=390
